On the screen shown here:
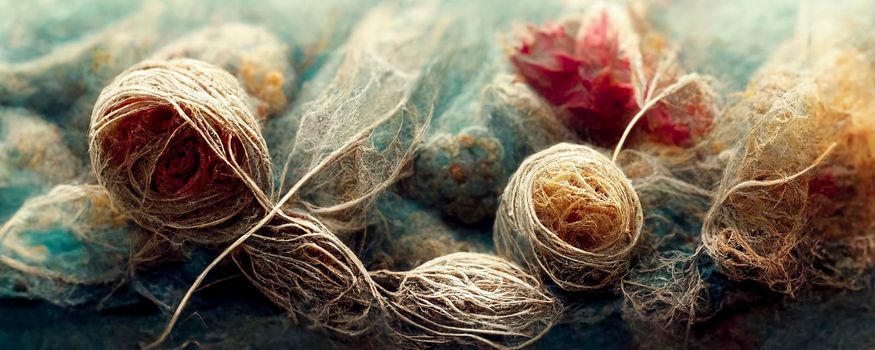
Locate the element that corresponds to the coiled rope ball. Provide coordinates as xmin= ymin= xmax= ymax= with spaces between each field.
xmin=494 ymin=143 xmax=643 ymax=291
xmin=88 ymin=59 xmax=272 ymax=245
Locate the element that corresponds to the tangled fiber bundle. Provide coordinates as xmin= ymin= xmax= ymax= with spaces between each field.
xmin=495 ymin=143 xmax=643 ymax=291
xmin=373 ymin=252 xmax=562 ymax=349
xmin=701 ymin=3 xmax=875 ymax=291
xmin=701 ymin=72 xmax=841 ymax=295
xmin=88 ymin=59 xmax=272 ymax=245
xmin=275 ymin=2 xmax=440 ymax=239
xmin=0 ymin=184 xmax=135 ymax=306
xmin=235 ymin=212 xmax=384 ymax=336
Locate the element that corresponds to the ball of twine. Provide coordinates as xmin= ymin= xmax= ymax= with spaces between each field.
xmin=88 ymin=59 xmax=272 ymax=245
xmin=494 ymin=143 xmax=643 ymax=291
xmin=373 ymin=252 xmax=562 ymax=349
xmin=234 ymin=212 xmax=385 ymax=336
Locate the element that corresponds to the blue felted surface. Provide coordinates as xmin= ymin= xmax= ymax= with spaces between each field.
xmin=0 ymin=1 xmax=872 ymax=349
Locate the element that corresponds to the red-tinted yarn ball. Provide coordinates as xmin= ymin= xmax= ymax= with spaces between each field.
xmin=89 ymin=59 xmax=272 ymax=244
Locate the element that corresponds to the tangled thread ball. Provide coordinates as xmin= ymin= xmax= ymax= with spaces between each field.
xmin=88 ymin=59 xmax=272 ymax=245
xmin=374 ymin=252 xmax=562 ymax=349
xmin=701 ymin=77 xmax=839 ymax=295
xmin=495 ymin=143 xmax=643 ymax=291
xmin=236 ymin=212 xmax=385 ymax=336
